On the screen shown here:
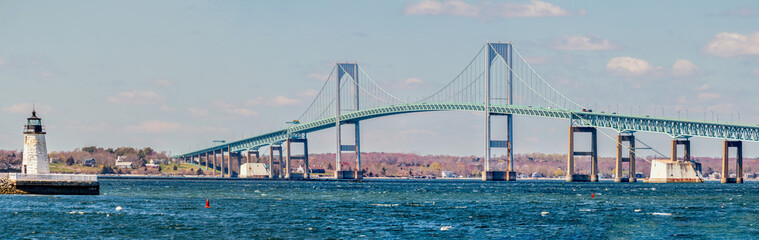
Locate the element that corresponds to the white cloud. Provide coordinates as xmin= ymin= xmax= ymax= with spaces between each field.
xmin=606 ymin=57 xmax=653 ymax=76
xmin=226 ymin=108 xmax=258 ymax=117
xmin=2 ymin=103 xmax=53 ymax=115
xmin=390 ymin=77 xmax=428 ymax=90
xmin=403 ymin=0 xmax=576 ymax=19
xmin=400 ymin=129 xmax=438 ymax=136
xmin=297 ymin=89 xmax=319 ymax=98
xmin=106 ymin=90 xmax=164 ymax=104
xmin=703 ymin=32 xmax=759 ymax=58
xmin=152 ymin=78 xmax=173 ymax=87
xmin=697 ymin=93 xmax=721 ymax=100
xmin=722 ymin=6 xmax=759 ymax=17
xmin=671 ymin=59 xmax=703 ymax=77
xmin=552 ymin=34 xmax=620 ymax=50
xmin=273 ymin=96 xmax=300 ymax=105
xmin=524 ymin=56 xmax=551 ymax=65
xmin=307 ymin=72 xmax=331 ymax=81
xmin=405 ymin=78 xmax=423 ymax=84
xmin=125 ymin=120 xmax=182 ymax=133
xmin=188 ymin=107 xmax=209 ymax=116
xmin=245 ymin=96 xmax=300 ymax=106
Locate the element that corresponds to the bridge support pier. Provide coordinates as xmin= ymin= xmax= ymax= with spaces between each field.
xmin=269 ymin=145 xmax=283 ymax=179
xmin=226 ymin=146 xmax=232 ymax=178
xmin=230 ymin=152 xmax=241 ymax=177
xmin=722 ymin=141 xmax=743 ymax=183
xmin=285 ymin=138 xmax=310 ymax=180
xmin=220 ymin=151 xmax=226 ymax=178
xmin=212 ymin=150 xmax=217 ymax=177
xmin=566 ymin=126 xmax=598 ymax=182
xmin=615 ymin=133 xmax=636 ymax=182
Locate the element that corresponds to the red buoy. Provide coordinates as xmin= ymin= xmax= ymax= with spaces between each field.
xmin=205 ymin=199 xmax=210 ymax=208
xmin=591 ymin=193 xmax=595 ymax=198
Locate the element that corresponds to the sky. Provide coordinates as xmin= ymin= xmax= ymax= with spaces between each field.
xmin=1 ymin=0 xmax=759 ymax=158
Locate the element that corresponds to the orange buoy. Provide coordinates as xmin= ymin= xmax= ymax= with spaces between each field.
xmin=591 ymin=193 xmax=595 ymax=198
xmin=205 ymin=199 xmax=210 ymax=208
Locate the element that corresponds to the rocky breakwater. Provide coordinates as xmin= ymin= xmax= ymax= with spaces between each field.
xmin=0 ymin=178 xmax=27 ymax=194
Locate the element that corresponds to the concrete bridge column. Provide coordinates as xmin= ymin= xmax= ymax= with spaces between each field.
xmin=722 ymin=140 xmax=743 ymax=183
xmin=615 ymin=133 xmax=636 ymax=182
xmin=269 ymin=145 xmax=283 ymax=178
xmin=285 ymin=139 xmax=292 ymax=179
xmin=204 ymin=152 xmax=208 ymax=171
xmin=226 ymin=146 xmax=232 ymax=178
xmin=212 ymin=150 xmax=217 ymax=177
xmin=566 ymin=126 xmax=597 ymax=182
xmin=268 ymin=146 xmax=274 ymax=179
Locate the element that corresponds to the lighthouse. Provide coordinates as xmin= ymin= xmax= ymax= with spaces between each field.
xmin=22 ymin=110 xmax=50 ymax=174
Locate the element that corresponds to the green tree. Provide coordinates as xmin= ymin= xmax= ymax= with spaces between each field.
xmin=430 ymin=162 xmax=441 ymax=172
xmin=114 ymin=147 xmax=136 ymax=156
xmin=65 ymin=157 xmax=75 ymax=166
xmin=137 ymin=150 xmax=146 ymax=159
xmin=327 ymin=163 xmax=333 ymax=170
xmin=173 ymin=165 xmax=178 ymax=171
xmin=82 ymin=146 xmax=97 ymax=153
xmin=143 ymin=147 xmax=154 ymax=156
xmin=158 ymin=165 xmax=162 ymax=172
xmin=135 ymin=159 xmax=147 ymax=168
xmin=554 ymin=168 xmax=565 ymax=177
xmin=196 ymin=169 xmax=204 ymax=175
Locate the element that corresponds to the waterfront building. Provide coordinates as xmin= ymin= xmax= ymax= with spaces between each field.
xmin=82 ymin=158 xmax=96 ymax=167
xmin=441 ymin=171 xmax=456 ymax=178
xmin=115 ymin=157 xmax=133 ymax=169
xmin=22 ymin=110 xmax=50 ymax=174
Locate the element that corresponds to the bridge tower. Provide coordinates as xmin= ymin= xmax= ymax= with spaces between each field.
xmin=334 ymin=63 xmax=363 ymax=180
xmin=483 ymin=42 xmax=516 ymax=181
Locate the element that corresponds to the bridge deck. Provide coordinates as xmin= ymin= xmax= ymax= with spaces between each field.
xmin=175 ymin=103 xmax=759 ymax=158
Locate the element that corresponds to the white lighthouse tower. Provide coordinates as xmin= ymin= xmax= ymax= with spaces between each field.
xmin=22 ymin=110 xmax=50 ymax=174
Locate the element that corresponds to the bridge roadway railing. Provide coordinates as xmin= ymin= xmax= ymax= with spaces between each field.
xmin=175 ymin=103 xmax=759 ymax=158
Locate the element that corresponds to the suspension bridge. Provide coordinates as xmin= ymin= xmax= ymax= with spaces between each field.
xmin=175 ymin=42 xmax=758 ymax=183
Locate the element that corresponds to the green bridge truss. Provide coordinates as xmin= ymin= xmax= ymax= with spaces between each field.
xmin=175 ymin=103 xmax=759 ymax=158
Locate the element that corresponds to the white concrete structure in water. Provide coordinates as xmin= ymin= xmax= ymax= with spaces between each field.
xmin=22 ymin=111 xmax=50 ymax=175
xmin=647 ymin=159 xmax=704 ymax=183
xmin=239 ymin=163 xmax=269 ymax=178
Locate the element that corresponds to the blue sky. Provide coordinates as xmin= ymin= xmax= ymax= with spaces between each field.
xmin=1 ymin=0 xmax=758 ymax=158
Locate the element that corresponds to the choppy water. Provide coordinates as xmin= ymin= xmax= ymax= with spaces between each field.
xmin=2 ymin=179 xmax=759 ymax=239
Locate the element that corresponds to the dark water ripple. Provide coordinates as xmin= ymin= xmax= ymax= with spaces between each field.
xmin=1 ymin=179 xmax=759 ymax=239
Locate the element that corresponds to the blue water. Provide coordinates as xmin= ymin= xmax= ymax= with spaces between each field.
xmin=2 ymin=179 xmax=759 ymax=239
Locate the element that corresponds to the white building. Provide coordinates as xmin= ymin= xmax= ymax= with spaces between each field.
xmin=441 ymin=171 xmax=457 ymax=178
xmin=22 ymin=110 xmax=50 ymax=174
